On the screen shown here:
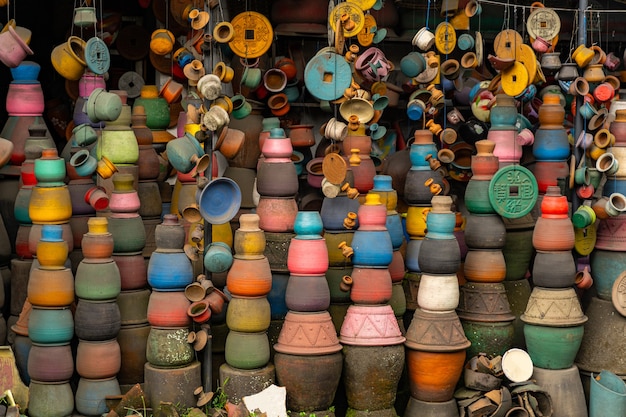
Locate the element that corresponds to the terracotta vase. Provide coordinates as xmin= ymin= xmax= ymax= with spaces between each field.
xmin=538 ymin=94 xmax=566 ymax=128
xmin=113 ymin=252 xmax=148 ymax=290
xmin=287 ymin=237 xmax=329 ymax=275
xmin=226 ymin=257 xmax=272 ymax=296
xmin=275 ymin=310 xmax=343 ymax=354
xmin=340 ymin=304 xmax=405 ymax=346
xmin=147 ymin=289 xmax=191 ymax=327
xmin=349 ymin=266 xmax=392 ymax=304
xmin=257 ymin=196 xmax=299 ymax=233
xmin=405 ymin=349 xmax=466 ymax=402
xmin=463 ymin=249 xmax=507 ymax=283
xmin=76 ymin=339 xmax=122 ymax=379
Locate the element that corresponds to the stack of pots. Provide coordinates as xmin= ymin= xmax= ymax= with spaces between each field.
xmin=132 ymin=85 xmax=172 ymax=143
xmin=274 ymin=211 xmax=342 ymax=416
xmin=74 ymin=217 xmax=123 ymax=416
xmin=487 ymin=94 xmax=523 ymax=167
xmin=1 ymin=61 xmax=51 ymax=166
xmin=25 ymin=224 xmax=76 ymax=417
xmin=458 ymin=140 xmax=516 ymax=358
xmin=576 ymin=109 xmax=626 ymax=390
xmin=144 ymin=214 xmax=199 ymax=408
xmin=522 ymin=186 xmax=588 ymax=415
xmin=341 ymin=122 xmax=376 ymax=193
xmin=257 ymin=128 xmax=297 ymax=296
xmin=371 ymin=175 xmax=406 ymax=326
xmin=320 ymin=161 xmax=360 ymax=332
xmin=339 ymin=193 xmax=406 ymax=417
xmin=531 ymin=93 xmax=571 ymax=193
xmin=403 ymin=129 xmax=445 ymax=290
xmin=132 ymin=105 xmax=163 ymax=258
xmin=404 ymin=195 xmax=470 ymax=416
xmin=222 ymin=214 xmax=275 ymax=404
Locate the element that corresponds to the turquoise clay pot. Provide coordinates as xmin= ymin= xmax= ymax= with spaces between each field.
xmin=75 ymin=377 xmax=121 ymax=416
xmin=28 ymin=307 xmax=74 ymax=344
xmin=524 ymin=324 xmax=584 ymax=369
xmin=465 ymin=179 xmax=497 ymax=214
xmin=34 ymin=149 xmax=66 ymax=185
xmin=589 ymin=370 xmax=626 ymax=417
xmin=590 ymin=249 xmax=626 ymax=300
xmin=293 ymin=211 xmax=324 ymax=237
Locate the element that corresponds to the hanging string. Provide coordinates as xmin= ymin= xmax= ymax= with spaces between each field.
xmin=567 ymin=9 xmax=578 ymax=63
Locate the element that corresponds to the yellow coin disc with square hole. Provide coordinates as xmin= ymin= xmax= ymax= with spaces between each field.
xmin=229 ymin=11 xmax=274 ymax=58
xmin=494 ymin=29 xmax=523 ymax=60
xmin=501 ymin=61 xmax=529 ymax=97
xmin=435 ymin=22 xmax=456 ymax=55
xmin=347 ymin=0 xmax=376 ymax=12
xmin=515 ymin=44 xmax=537 ymax=86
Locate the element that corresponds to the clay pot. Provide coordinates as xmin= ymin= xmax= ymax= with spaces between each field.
xmin=524 ymin=324 xmax=584 ymax=369
xmin=274 ymin=311 xmax=342 ymax=354
xmin=226 ymin=295 xmax=270 ymax=332
xmin=418 ymin=237 xmax=461 ymax=275
xmin=406 ymin=349 xmax=466 ymax=402
xmin=27 ymin=380 xmax=75 ymax=417
xmin=285 ymin=274 xmax=330 ymax=311
xmin=74 ymin=299 xmax=121 ymax=341
xmin=27 ymin=267 xmax=74 ymax=307
xmin=76 ymin=339 xmax=122 ymax=379
xmin=147 ymin=290 xmax=191 ymax=327
xmin=147 ymin=251 xmax=194 ymax=291
xmin=75 ymin=259 xmax=122 ymax=300
xmin=113 ymin=252 xmax=148 ymax=290
xmin=27 ymin=343 xmax=74 ymax=382
xmin=532 ymin=251 xmax=576 ymax=287
xmin=226 ymin=257 xmax=272 ymax=296
xmin=6 ymin=82 xmax=44 ymax=116
xmin=224 ymin=330 xmax=270 ymax=370
xmin=457 ymin=282 xmax=516 ymax=322
xmin=146 ymin=327 xmax=194 ymax=367
xmin=339 ymin=304 xmax=405 ymax=346
xmin=256 ymin=196 xmax=299 ymax=233
xmin=256 ymin=160 xmax=299 ymax=197
xmin=349 ymin=266 xmax=392 ymax=304
xmin=538 ymin=94 xmax=566 ymax=127
xmin=75 ymin=377 xmax=121 ymax=416
xmin=521 ymin=287 xmax=587 ymax=327
xmin=417 ymin=273 xmax=460 ymax=312
xmin=463 ymin=249 xmax=507 ymax=283
xmin=28 ymin=306 xmax=74 ymax=344
xmin=287 ymin=237 xmax=329 ymax=275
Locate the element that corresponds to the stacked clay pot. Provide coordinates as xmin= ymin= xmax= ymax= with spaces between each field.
xmin=132 ymin=105 xmax=163 ymax=258
xmin=404 ymin=195 xmax=470 ymax=412
xmin=458 ymin=140 xmax=516 ymax=358
xmin=372 ymin=175 xmax=406 ymax=327
xmin=132 ymin=85 xmax=172 ymax=143
xmin=222 ymin=213 xmax=276 ymax=404
xmin=341 ymin=123 xmax=376 ymax=193
xmin=339 ymin=193 xmax=406 ymax=417
xmin=403 ymin=129 xmax=445 ymax=299
xmin=26 ymin=224 xmax=76 ymax=417
xmin=521 ymin=186 xmax=588 ymax=409
xmin=320 ymin=162 xmax=360 ymax=332
xmin=144 ymin=214 xmax=200 ymax=408
xmin=1 ymin=61 xmax=51 ymax=166
xmin=74 ymin=218 xmax=123 ymax=415
xmin=74 ymin=71 xmax=106 ymax=129
xmin=256 ymin=128 xmax=299 ymax=233
xmin=274 ymin=211 xmax=342 ymax=416
xmin=531 ymin=93 xmax=571 ymax=193
xmin=487 ymin=94 xmax=523 ymax=167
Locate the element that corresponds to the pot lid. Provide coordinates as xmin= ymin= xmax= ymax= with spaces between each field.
xmin=502 ymin=348 xmax=533 ymax=383
xmin=115 ymin=24 xmax=150 ymax=61
xmin=339 ymin=97 xmax=375 ymax=124
xmin=322 ymin=152 xmax=347 ymax=185
xmin=228 ymin=11 xmax=274 ymax=59
xmin=475 ymin=31 xmax=484 ymax=67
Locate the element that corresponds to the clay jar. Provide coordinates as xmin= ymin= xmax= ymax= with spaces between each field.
xmin=490 ymin=94 xmax=518 ymax=128
xmin=261 ymin=127 xmax=293 ymax=160
xmin=533 ymin=186 xmax=575 ymax=251
xmin=226 ymin=257 xmax=272 ymax=296
xmin=471 ymin=140 xmax=499 ymax=180
xmin=108 ymin=173 xmax=140 ymax=213
xmin=34 ymin=148 xmax=66 ymax=185
xmin=357 ymin=193 xmax=387 ymax=230
xmin=147 ymin=290 xmax=191 ymax=327
xmin=287 ymin=237 xmax=329 ymax=275
xmin=154 ymin=214 xmax=186 ymax=250
xmin=538 ymin=94 xmax=566 ymax=128
xmin=36 ymin=224 xmax=69 ymax=270
xmin=256 ymin=159 xmax=299 ymax=197
xmin=256 ymin=196 xmax=299 ymax=233
xmin=349 ymin=267 xmax=392 ymax=304
xmin=234 ymin=214 xmax=265 ymax=258
xmin=76 ymin=339 xmax=122 ymax=379
xmin=285 ymin=274 xmax=330 ymax=311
